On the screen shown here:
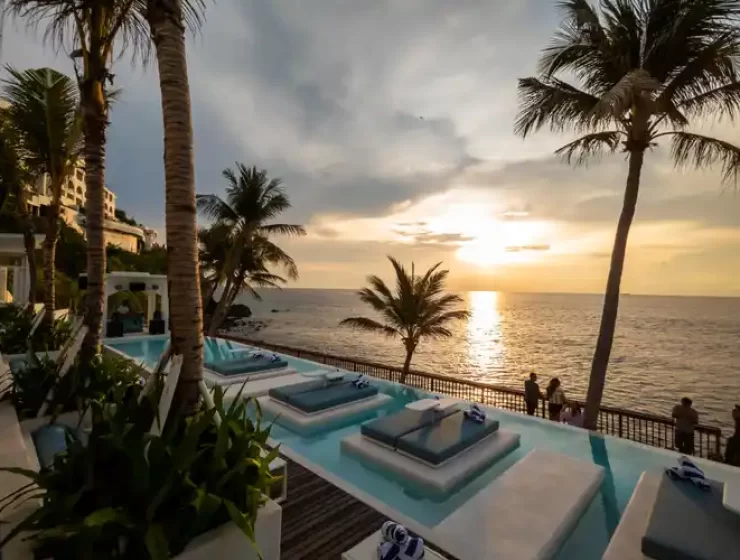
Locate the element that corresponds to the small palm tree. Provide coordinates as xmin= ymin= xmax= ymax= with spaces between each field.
xmin=0 ymin=121 xmax=37 ymax=307
xmin=197 ymin=164 xmax=306 ymax=335
xmin=340 ymin=257 xmax=469 ymax=384
xmin=2 ymin=67 xmax=82 ymax=323
xmin=516 ymin=0 xmax=740 ymax=428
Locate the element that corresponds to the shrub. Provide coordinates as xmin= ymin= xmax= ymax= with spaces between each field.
xmin=0 ymin=307 xmax=72 ymax=355
xmin=1 ymin=385 xmax=278 ymax=559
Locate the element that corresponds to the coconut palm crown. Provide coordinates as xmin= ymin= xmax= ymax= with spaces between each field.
xmin=516 ymin=0 xmax=740 ymax=428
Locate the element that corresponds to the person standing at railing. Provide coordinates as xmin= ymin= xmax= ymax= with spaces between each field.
xmin=546 ymin=378 xmax=566 ymax=421
xmin=672 ymin=397 xmax=699 ymax=455
xmin=724 ymin=405 xmax=740 ymax=467
xmin=524 ymin=372 xmax=543 ymax=416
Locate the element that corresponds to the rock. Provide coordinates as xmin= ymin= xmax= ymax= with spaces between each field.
xmin=228 ymin=304 xmax=252 ymax=318
xmin=271 ymin=309 xmax=279 ymax=313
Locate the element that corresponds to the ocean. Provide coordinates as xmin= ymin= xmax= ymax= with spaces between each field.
xmin=232 ymin=289 xmax=740 ymax=432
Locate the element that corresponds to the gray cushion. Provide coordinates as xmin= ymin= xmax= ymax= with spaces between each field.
xmin=206 ymin=356 xmax=288 ymax=376
xmin=396 ymin=411 xmax=500 ymax=465
xmin=642 ymin=473 xmax=740 ymax=560
xmin=289 ymin=384 xmax=378 ymax=413
xmin=361 ymin=407 xmax=458 ymax=447
xmin=32 ymin=424 xmax=81 ymax=470
xmin=269 ymin=379 xmax=345 ymax=403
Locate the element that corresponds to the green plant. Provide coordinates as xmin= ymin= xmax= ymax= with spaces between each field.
xmin=0 ymin=307 xmax=72 ymax=355
xmin=0 ymin=385 xmax=279 ymax=559
xmin=5 ymin=351 xmax=142 ymax=420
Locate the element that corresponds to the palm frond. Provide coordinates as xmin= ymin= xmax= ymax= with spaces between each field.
xmin=196 ymin=194 xmax=238 ymax=223
xmin=338 ymin=317 xmax=399 ymax=338
xmin=258 ymin=223 xmax=307 ymax=237
xmin=668 ymin=130 xmax=740 ymax=183
xmin=589 ymin=69 xmax=661 ymax=120
xmin=515 ymin=77 xmax=602 ymax=137
xmin=357 ymin=287 xmax=390 ymax=314
xmin=677 ymin=81 xmax=740 ymax=122
xmin=555 ymin=130 xmax=624 ymax=165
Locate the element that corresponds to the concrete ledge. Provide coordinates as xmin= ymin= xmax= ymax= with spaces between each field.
xmin=341 ymin=429 xmax=520 ymax=494
xmin=602 ymin=472 xmax=660 ymax=560
xmin=179 ymin=498 xmax=282 ymax=560
xmin=435 ymin=449 xmax=605 ymax=560
xmin=259 ymin=394 xmax=392 ymax=435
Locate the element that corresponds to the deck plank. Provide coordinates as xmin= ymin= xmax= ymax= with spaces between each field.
xmin=280 ymin=459 xmax=455 ymax=560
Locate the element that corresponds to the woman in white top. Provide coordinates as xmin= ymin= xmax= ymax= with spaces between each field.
xmin=546 ymin=378 xmax=566 ymax=421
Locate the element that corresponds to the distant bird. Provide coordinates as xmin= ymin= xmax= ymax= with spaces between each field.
xmin=419 ymin=116 xmax=424 ymax=120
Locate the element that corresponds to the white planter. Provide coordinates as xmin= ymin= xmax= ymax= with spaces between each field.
xmin=4 ymin=350 xmax=61 ymax=363
xmin=177 ymin=498 xmax=282 ymax=560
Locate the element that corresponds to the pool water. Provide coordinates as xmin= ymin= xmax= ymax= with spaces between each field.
xmin=107 ymin=337 xmax=739 ymax=559
xmin=106 ymin=336 xmax=321 ymax=373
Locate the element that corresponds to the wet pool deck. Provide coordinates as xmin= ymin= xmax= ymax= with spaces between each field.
xmin=281 ymin=458 xmax=455 ymax=559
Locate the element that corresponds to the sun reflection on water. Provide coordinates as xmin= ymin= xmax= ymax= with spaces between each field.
xmin=466 ymin=291 xmax=505 ymax=376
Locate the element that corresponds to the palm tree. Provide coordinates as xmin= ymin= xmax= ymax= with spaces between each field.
xmin=6 ymin=0 xmax=151 ymax=361
xmin=197 ymin=164 xmax=306 ymax=335
xmin=2 ymin=67 xmax=82 ymax=323
xmin=145 ymin=0 xmax=208 ymax=413
xmin=340 ymin=257 xmax=469 ymax=384
xmin=0 ymin=120 xmax=37 ymax=307
xmin=516 ymin=0 xmax=740 ymax=428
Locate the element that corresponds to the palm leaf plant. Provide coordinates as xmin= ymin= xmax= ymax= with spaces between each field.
xmin=516 ymin=0 xmax=740 ymax=428
xmin=1 ymin=67 xmax=82 ymax=324
xmin=341 ymin=257 xmax=469 ymax=384
xmin=197 ymin=164 xmax=305 ymax=335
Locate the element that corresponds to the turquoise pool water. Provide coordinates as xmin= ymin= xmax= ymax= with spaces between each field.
xmin=105 ymin=336 xmax=321 ymax=373
xmin=107 ymin=337 xmax=738 ymax=559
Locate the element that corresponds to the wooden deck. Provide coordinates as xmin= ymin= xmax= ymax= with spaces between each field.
xmin=281 ymin=458 xmax=455 ymax=559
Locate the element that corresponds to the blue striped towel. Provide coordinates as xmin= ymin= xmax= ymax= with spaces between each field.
xmin=353 ymin=374 xmax=370 ymax=389
xmin=252 ymin=352 xmax=264 ymax=360
xmin=464 ymin=403 xmax=486 ymax=423
xmin=270 ymin=353 xmax=281 ymax=363
xmin=377 ymin=521 xmax=425 ymax=560
xmin=666 ymin=456 xmax=710 ymax=490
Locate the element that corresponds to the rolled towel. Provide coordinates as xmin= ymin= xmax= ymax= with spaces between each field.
xmin=464 ymin=403 xmax=486 ymax=423
xmin=252 ymin=352 xmax=264 ymax=360
xmin=377 ymin=521 xmax=425 ymax=560
xmin=353 ymin=374 xmax=370 ymax=389
xmin=269 ymin=353 xmax=281 ymax=363
xmin=666 ymin=455 xmax=710 ymax=490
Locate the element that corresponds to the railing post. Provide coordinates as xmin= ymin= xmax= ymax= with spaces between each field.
xmin=618 ymin=414 xmax=623 ymax=438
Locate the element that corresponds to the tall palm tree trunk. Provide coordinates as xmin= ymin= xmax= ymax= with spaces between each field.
xmin=42 ymin=197 xmax=60 ymax=324
xmin=149 ymin=0 xmax=204 ymax=413
xmin=584 ymin=149 xmax=644 ymax=429
xmin=18 ymin=191 xmax=37 ymax=309
xmin=400 ymin=341 xmax=415 ymax=385
xmin=80 ymin=67 xmax=108 ymax=364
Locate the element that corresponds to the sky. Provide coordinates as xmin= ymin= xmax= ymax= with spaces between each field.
xmin=3 ymin=0 xmax=740 ymax=296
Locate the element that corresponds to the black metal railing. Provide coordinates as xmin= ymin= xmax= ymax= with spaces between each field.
xmin=225 ymin=336 xmax=724 ymax=458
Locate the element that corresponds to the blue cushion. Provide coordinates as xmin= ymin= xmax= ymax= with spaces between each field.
xmin=32 ymin=424 xmax=79 ymax=469
xmin=269 ymin=380 xmax=338 ymax=403
xmin=289 ymin=384 xmax=378 ymax=413
xmin=206 ymin=356 xmax=288 ymax=376
xmin=396 ymin=411 xmax=499 ymax=465
xmin=361 ymin=407 xmax=459 ymax=448
xmin=642 ymin=474 xmax=740 ymax=560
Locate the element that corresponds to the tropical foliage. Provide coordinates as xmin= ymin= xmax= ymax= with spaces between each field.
xmin=0 ymin=385 xmax=278 ymax=559
xmin=1 ymin=67 xmax=82 ymax=324
xmin=516 ymin=0 xmax=740 ymax=428
xmin=0 ymin=305 xmax=71 ymax=356
xmin=197 ymin=164 xmax=305 ymax=335
xmin=341 ymin=257 xmax=469 ymax=384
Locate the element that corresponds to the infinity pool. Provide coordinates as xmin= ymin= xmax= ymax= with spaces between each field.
xmin=106 ymin=336 xmax=740 ymax=559
xmin=105 ymin=335 xmax=320 ymax=373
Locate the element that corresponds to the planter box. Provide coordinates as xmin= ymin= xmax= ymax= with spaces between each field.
xmin=178 ymin=498 xmax=282 ymax=560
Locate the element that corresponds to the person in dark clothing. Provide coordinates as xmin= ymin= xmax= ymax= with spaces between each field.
xmin=672 ymin=397 xmax=698 ymax=455
xmin=524 ymin=372 xmax=542 ymax=416
xmin=724 ymin=405 xmax=740 ymax=467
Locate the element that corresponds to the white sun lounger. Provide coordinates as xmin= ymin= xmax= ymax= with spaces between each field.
xmin=434 ymin=449 xmax=604 ymax=560
xmin=723 ymin=481 xmax=740 ymax=516
xmin=259 ymin=394 xmax=392 ymax=433
xmin=602 ymin=472 xmax=660 ymax=560
xmin=342 ymin=429 xmax=520 ymax=493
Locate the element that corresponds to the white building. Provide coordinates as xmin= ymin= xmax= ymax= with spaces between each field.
xmin=32 ymin=170 xmax=117 ymax=219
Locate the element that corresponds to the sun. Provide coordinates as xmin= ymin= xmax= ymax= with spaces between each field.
xmin=455 ymin=219 xmax=551 ymax=267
